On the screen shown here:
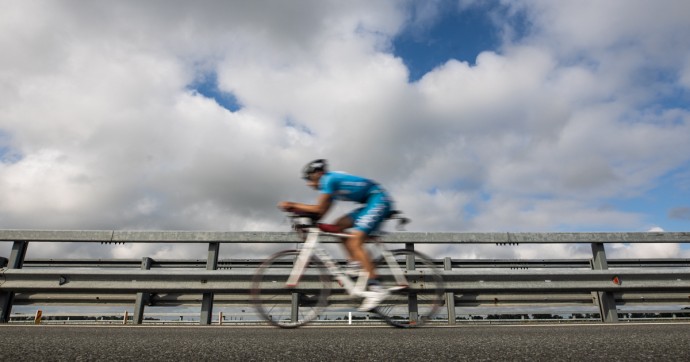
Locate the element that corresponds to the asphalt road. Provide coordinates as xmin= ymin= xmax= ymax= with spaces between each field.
xmin=1 ymin=323 xmax=689 ymax=361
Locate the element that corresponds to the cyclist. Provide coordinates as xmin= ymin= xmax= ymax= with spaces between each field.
xmin=278 ymin=159 xmax=393 ymax=311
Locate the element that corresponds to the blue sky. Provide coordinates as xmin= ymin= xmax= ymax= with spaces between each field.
xmin=613 ymin=167 xmax=690 ymax=232
xmin=189 ymin=71 xmax=242 ymax=112
xmin=1 ymin=0 xmax=689 ymax=261
xmin=393 ymin=2 xmax=502 ymax=81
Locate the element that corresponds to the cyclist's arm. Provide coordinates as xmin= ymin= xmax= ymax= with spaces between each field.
xmin=280 ymin=193 xmax=333 ymax=217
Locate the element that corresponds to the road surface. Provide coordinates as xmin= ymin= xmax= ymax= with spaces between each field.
xmin=1 ymin=323 xmax=688 ymax=361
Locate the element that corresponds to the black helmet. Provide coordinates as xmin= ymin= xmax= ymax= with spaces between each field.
xmin=302 ymin=159 xmax=327 ymax=179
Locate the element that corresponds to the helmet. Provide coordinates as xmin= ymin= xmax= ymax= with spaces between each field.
xmin=302 ymin=159 xmax=327 ymax=179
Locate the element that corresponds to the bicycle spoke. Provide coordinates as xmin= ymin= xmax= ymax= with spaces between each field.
xmin=251 ymin=250 xmax=330 ymax=328
xmin=374 ymin=250 xmax=445 ymax=328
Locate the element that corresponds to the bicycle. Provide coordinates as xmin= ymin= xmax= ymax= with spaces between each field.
xmin=250 ymin=211 xmax=445 ymax=328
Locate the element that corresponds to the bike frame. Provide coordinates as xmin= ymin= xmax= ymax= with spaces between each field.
xmin=286 ymin=227 xmax=409 ymax=298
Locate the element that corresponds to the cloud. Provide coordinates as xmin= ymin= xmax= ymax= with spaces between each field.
xmin=1 ymin=1 xmax=690 ymax=261
xmin=607 ymin=242 xmax=689 ymax=259
xmin=668 ymin=207 xmax=690 ymax=221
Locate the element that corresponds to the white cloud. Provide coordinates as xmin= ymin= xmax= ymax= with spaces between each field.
xmin=602 ymin=226 xmax=690 ymax=259
xmin=681 ymin=58 xmax=690 ymax=90
xmin=1 ymin=1 xmax=689 ymax=261
xmin=607 ymin=242 xmax=688 ymax=259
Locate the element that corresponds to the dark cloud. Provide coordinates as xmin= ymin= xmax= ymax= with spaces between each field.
xmin=668 ymin=207 xmax=690 ymax=221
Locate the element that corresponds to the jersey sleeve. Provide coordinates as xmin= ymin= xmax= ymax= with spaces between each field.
xmin=319 ymin=173 xmax=336 ymax=195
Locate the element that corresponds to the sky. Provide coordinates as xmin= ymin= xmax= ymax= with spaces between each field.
xmin=1 ymin=0 xmax=690 ymax=262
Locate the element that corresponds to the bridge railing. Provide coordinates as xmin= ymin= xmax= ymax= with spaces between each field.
xmin=2 ymin=230 xmax=690 ymax=325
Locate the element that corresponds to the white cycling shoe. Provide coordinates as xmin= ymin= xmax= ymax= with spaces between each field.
xmin=357 ymin=284 xmax=388 ymax=312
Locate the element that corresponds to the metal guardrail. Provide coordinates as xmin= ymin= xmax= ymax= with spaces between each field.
xmin=2 ymin=230 xmax=690 ymax=325
xmin=15 ymin=257 xmax=690 ymax=269
xmin=3 ymin=268 xmax=690 ymax=293
xmin=1 ymin=230 xmax=689 ymax=243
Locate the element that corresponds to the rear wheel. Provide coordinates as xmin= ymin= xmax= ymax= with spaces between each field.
xmin=373 ymin=249 xmax=444 ymax=328
xmin=251 ymin=250 xmax=331 ymax=328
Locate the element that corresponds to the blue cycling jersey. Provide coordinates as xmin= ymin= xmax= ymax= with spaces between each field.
xmin=319 ymin=171 xmax=394 ymax=234
xmin=319 ymin=172 xmax=379 ymax=203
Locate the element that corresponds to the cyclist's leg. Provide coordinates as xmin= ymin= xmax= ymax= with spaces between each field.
xmin=333 ymin=213 xmax=374 ymax=276
xmin=343 ymin=229 xmax=377 ymax=278
xmin=348 ymin=194 xmax=392 ymax=279
xmin=351 ymin=193 xmax=392 ymax=237
xmin=333 ymin=213 xmax=355 ymax=231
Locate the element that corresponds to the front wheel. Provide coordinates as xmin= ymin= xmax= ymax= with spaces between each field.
xmin=251 ymin=250 xmax=331 ymax=328
xmin=373 ymin=249 xmax=445 ymax=328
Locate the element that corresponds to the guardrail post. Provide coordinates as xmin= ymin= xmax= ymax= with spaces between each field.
xmin=1 ymin=241 xmax=29 ymax=323
xmin=591 ymin=242 xmax=618 ymax=323
xmin=133 ymin=257 xmax=154 ymax=324
xmin=444 ymin=257 xmax=456 ymax=325
xmin=200 ymin=242 xmax=219 ymax=325
xmin=405 ymin=243 xmax=419 ymax=324
xmin=0 ymin=290 xmax=10 ymax=324
xmin=291 ymin=293 xmax=299 ymax=323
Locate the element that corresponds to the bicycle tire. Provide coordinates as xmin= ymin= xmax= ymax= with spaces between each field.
xmin=251 ymin=250 xmax=331 ymax=328
xmin=372 ymin=249 xmax=444 ymax=328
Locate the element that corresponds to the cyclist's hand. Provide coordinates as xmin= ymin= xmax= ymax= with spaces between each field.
xmin=278 ymin=201 xmax=295 ymax=212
